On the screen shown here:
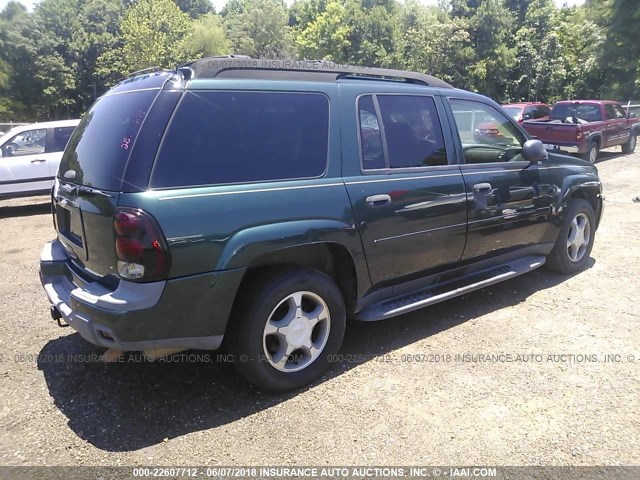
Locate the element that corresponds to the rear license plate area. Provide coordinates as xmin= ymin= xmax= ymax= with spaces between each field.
xmin=55 ymin=200 xmax=88 ymax=260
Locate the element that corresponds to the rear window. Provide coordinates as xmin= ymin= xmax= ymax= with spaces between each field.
xmin=502 ymin=107 xmax=521 ymax=120
xmin=551 ymin=103 xmax=602 ymax=122
xmin=59 ymin=90 xmax=158 ymax=190
xmin=150 ymin=91 xmax=329 ymax=188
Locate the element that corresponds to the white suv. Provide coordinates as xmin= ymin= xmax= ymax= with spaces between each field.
xmin=0 ymin=119 xmax=80 ymax=199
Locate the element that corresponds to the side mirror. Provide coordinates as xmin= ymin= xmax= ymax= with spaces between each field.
xmin=629 ymin=112 xmax=637 ymax=119
xmin=522 ymin=113 xmax=533 ymax=121
xmin=522 ymin=139 xmax=548 ymax=164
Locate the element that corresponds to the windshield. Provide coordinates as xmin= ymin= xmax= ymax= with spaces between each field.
xmin=58 ymin=89 xmax=158 ymax=191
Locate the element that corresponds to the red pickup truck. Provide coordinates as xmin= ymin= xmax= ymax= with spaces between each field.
xmin=521 ymin=100 xmax=640 ymax=163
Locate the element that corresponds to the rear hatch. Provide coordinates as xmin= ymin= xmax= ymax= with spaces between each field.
xmin=54 ymin=72 xmax=180 ymax=285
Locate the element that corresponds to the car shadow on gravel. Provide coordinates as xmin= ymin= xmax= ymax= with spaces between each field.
xmin=0 ymin=201 xmax=50 ymax=218
xmin=595 ymin=149 xmax=631 ymax=163
xmin=37 ymin=260 xmax=594 ymax=452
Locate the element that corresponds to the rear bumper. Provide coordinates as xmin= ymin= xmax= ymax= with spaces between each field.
xmin=544 ymin=143 xmax=582 ymax=154
xmin=40 ymin=240 xmax=245 ymax=352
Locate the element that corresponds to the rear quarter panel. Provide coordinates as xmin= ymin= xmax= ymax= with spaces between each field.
xmin=118 ymin=80 xmax=370 ymax=293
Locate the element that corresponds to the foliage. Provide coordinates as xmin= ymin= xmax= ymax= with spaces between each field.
xmin=97 ymin=0 xmax=191 ymax=79
xmin=223 ymin=0 xmax=294 ymax=58
xmin=173 ymin=0 xmax=214 ymax=19
xmin=178 ymin=14 xmax=230 ymax=61
xmin=1 ymin=0 xmax=639 ymax=122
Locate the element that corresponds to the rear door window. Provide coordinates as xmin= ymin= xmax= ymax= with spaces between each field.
xmin=377 ymin=95 xmax=447 ymax=168
xmin=59 ymin=90 xmax=158 ymax=190
xmin=150 ymin=91 xmax=329 ymax=188
xmin=358 ymin=94 xmax=448 ymax=170
xmin=48 ymin=126 xmax=76 ymax=153
xmin=358 ymin=95 xmax=385 ymax=170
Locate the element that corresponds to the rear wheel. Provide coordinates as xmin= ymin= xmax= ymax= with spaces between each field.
xmin=622 ymin=133 xmax=637 ymax=154
xmin=581 ymin=141 xmax=599 ymax=164
xmin=227 ymin=267 xmax=346 ymax=392
xmin=546 ymin=199 xmax=596 ymax=274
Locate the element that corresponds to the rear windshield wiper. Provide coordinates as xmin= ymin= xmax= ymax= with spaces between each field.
xmin=60 ymin=182 xmax=113 ymax=198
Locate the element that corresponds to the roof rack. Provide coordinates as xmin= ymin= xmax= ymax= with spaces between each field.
xmin=180 ymin=56 xmax=453 ymax=89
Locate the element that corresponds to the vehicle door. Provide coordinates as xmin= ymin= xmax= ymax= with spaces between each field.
xmin=604 ymin=103 xmax=623 ymax=146
xmin=341 ymin=87 xmax=467 ymax=286
xmin=613 ymin=104 xmax=631 ymax=145
xmin=0 ymin=127 xmax=52 ymax=196
xmin=444 ymin=98 xmax=555 ymax=262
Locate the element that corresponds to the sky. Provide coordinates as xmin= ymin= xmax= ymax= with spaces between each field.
xmin=0 ymin=0 xmax=587 ymax=14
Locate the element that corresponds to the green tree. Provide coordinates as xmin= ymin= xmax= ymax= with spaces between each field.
xmin=173 ymin=0 xmax=214 ymax=19
xmin=590 ymin=0 xmax=640 ymax=99
xmin=397 ymin=1 xmax=474 ymax=87
xmin=178 ymin=13 xmax=230 ymax=60
xmin=294 ymin=0 xmax=350 ymax=61
xmin=343 ymin=0 xmax=401 ymax=67
xmin=98 ymin=0 xmax=191 ymax=78
xmin=451 ymin=0 xmax=517 ymax=101
xmin=223 ymin=0 xmax=294 ymax=58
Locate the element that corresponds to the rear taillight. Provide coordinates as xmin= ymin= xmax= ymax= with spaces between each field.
xmin=113 ymin=208 xmax=171 ymax=281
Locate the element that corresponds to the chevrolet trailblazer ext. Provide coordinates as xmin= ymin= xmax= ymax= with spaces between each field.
xmin=40 ymin=58 xmax=603 ymax=392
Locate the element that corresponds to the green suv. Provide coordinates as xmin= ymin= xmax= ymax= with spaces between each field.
xmin=40 ymin=58 xmax=603 ymax=391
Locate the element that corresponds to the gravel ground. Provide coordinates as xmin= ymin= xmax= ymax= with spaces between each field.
xmin=0 ymin=149 xmax=638 ymax=467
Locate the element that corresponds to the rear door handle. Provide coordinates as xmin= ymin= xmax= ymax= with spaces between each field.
xmin=366 ymin=194 xmax=392 ymax=207
xmin=30 ymin=159 xmax=46 ymax=163
xmin=473 ymin=183 xmax=492 ymax=193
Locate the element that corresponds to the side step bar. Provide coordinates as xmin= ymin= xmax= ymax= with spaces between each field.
xmin=354 ymin=255 xmax=546 ymax=321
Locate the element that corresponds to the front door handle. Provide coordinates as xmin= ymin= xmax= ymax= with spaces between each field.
xmin=366 ymin=194 xmax=392 ymax=207
xmin=30 ymin=158 xmax=46 ymax=163
xmin=473 ymin=183 xmax=492 ymax=193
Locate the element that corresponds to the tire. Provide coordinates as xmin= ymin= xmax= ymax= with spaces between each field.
xmin=227 ymin=266 xmax=346 ymax=392
xmin=546 ymin=199 xmax=596 ymax=274
xmin=581 ymin=141 xmax=599 ymax=164
xmin=622 ymin=133 xmax=637 ymax=154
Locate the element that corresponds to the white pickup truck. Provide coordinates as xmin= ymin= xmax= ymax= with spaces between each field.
xmin=0 ymin=119 xmax=79 ymax=199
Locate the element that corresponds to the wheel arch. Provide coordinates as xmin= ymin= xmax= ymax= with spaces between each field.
xmin=562 ymin=180 xmax=603 ymax=229
xmin=587 ymin=133 xmax=602 ymax=148
xmin=228 ymin=242 xmax=361 ymax=315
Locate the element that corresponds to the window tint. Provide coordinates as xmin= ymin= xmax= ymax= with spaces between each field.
xmin=151 ymin=91 xmax=329 ymax=187
xmin=450 ymin=99 xmax=526 ymax=164
xmin=533 ymin=105 xmax=550 ymax=119
xmin=1 ymin=128 xmax=46 ymax=157
xmin=358 ymin=96 xmax=384 ymax=170
xmin=59 ymin=90 xmax=157 ymax=190
xmin=523 ymin=107 xmax=536 ymax=120
xmin=49 ymin=126 xmax=76 ymax=153
xmin=605 ymin=104 xmax=616 ymax=120
xmin=552 ymin=103 xmax=602 ymax=122
xmin=376 ymin=95 xmax=447 ymax=168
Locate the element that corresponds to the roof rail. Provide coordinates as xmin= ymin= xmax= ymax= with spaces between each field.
xmin=125 ymin=65 xmax=163 ymax=79
xmin=181 ymin=57 xmax=453 ymax=88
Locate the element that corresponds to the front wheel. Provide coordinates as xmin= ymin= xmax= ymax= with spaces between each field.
xmin=622 ymin=134 xmax=637 ymax=154
xmin=227 ymin=267 xmax=346 ymax=392
xmin=546 ymin=199 xmax=596 ymax=274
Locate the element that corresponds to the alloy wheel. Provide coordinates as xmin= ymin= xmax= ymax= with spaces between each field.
xmin=262 ymin=291 xmax=331 ymax=372
xmin=566 ymin=213 xmax=591 ymax=263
